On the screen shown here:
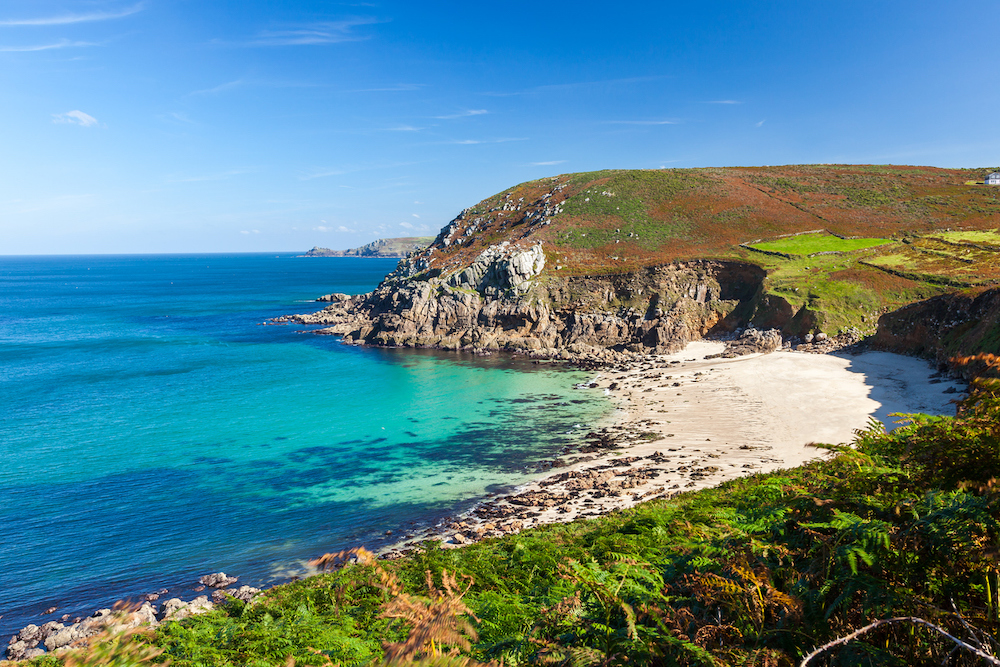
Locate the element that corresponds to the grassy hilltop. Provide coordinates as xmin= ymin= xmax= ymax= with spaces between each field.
xmin=424 ymin=165 xmax=1000 ymax=336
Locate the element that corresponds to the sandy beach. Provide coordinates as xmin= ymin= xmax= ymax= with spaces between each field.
xmin=396 ymin=342 xmax=968 ymax=550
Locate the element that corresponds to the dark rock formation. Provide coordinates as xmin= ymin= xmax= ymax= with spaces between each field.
xmin=872 ymin=287 xmax=1000 ymax=376
xmin=712 ymin=327 xmax=783 ymax=357
xmin=280 ymin=241 xmax=770 ymax=360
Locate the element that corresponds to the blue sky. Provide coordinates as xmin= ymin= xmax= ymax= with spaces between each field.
xmin=1 ymin=1 xmax=998 ymax=254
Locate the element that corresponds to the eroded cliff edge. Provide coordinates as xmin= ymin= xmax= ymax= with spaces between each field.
xmin=281 ymin=243 xmax=784 ymax=358
xmin=873 ymin=287 xmax=1000 ymax=377
xmin=280 ymin=166 xmax=1000 ymax=361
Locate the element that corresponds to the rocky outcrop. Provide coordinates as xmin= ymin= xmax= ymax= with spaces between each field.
xmin=198 ymin=572 xmax=238 ymax=588
xmin=712 ymin=327 xmax=784 ymax=358
xmin=156 ymin=595 xmax=214 ymax=622
xmin=5 ymin=574 xmax=264 ymax=661
xmin=6 ymin=604 xmax=159 ymax=661
xmin=872 ymin=287 xmax=1000 ymax=377
xmin=279 ymin=243 xmax=771 ymax=359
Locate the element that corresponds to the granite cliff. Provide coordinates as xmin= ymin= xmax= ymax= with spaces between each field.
xmin=283 ymin=166 xmax=1000 ymax=360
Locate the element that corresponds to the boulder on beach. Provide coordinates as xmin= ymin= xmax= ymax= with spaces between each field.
xmin=717 ymin=328 xmax=783 ymax=357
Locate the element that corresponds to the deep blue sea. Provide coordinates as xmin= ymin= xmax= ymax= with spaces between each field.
xmin=0 ymin=254 xmax=609 ymax=637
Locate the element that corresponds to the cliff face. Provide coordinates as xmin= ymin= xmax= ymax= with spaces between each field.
xmin=284 ymin=240 xmax=769 ymax=358
xmin=872 ymin=287 xmax=1000 ymax=375
xmin=282 ymin=166 xmax=1000 ymax=360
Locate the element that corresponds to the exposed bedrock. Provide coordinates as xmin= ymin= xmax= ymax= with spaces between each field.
xmin=281 ymin=241 xmax=780 ymax=357
xmin=872 ymin=287 xmax=1000 ymax=377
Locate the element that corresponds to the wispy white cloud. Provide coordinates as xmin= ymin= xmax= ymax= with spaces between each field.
xmin=531 ymin=160 xmax=566 ymax=166
xmin=313 ymin=225 xmax=331 ymax=232
xmin=240 ymin=229 xmax=261 ymax=234
xmin=756 ymin=119 xmax=766 ymax=127
xmin=385 ymin=125 xmax=423 ymax=132
xmin=434 ymin=109 xmax=488 ymax=120
xmin=707 ymin=100 xmax=741 ymax=105
xmin=337 ymin=225 xmax=355 ymax=232
xmin=237 ymin=17 xmax=381 ymax=47
xmin=52 ymin=110 xmax=100 ymax=127
xmin=399 ymin=221 xmax=414 ymax=229
xmin=606 ymin=119 xmax=678 ymax=126
xmin=0 ymin=39 xmax=97 ymax=52
xmin=162 ymin=111 xmax=196 ymax=124
xmin=189 ymin=79 xmax=420 ymax=96
xmin=0 ymin=2 xmax=144 ymax=26
xmin=300 ymin=168 xmax=346 ymax=180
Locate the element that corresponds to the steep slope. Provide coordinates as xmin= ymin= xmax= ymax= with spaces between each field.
xmin=286 ymin=165 xmax=1000 ymax=358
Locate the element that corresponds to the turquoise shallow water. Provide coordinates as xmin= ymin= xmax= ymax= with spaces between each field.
xmin=0 ymin=254 xmax=610 ymax=636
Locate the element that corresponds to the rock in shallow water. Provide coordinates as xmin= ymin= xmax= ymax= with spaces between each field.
xmin=198 ymin=572 xmax=238 ymax=588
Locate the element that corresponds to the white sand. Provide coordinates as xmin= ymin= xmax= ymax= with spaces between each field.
xmin=425 ymin=342 xmax=967 ymax=546
xmin=602 ymin=341 xmax=963 ymax=472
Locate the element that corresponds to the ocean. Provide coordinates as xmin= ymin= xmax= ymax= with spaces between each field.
xmin=0 ymin=253 xmax=610 ymax=637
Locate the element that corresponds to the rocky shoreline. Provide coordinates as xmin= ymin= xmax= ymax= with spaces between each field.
xmin=6 ymin=334 xmax=965 ymax=662
xmin=358 ymin=337 xmax=963 ymax=559
xmin=5 ymin=573 xmax=262 ymax=661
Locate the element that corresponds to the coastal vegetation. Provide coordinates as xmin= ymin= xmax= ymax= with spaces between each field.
xmin=20 ymin=357 xmax=1000 ymax=666
xmin=409 ymin=165 xmax=1000 ymax=340
xmin=747 ymin=233 xmax=892 ymax=256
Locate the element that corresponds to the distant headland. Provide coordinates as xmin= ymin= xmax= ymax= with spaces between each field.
xmin=300 ymin=236 xmax=434 ymax=258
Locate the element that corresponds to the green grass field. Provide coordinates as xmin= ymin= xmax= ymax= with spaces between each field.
xmin=753 ymin=251 xmax=941 ymax=333
xmin=749 ymin=233 xmax=893 ymax=256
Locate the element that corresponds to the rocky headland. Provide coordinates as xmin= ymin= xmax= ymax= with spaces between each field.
xmin=278 ymin=167 xmax=1000 ymax=366
xmin=300 ymin=236 xmax=434 ymax=258
xmin=10 ymin=165 xmax=997 ymax=661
